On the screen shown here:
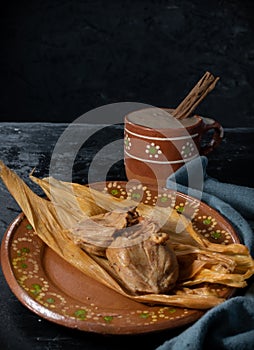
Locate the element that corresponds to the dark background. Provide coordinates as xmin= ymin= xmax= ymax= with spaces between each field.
xmin=0 ymin=0 xmax=254 ymax=127
xmin=1 ymin=2 xmax=254 ymax=349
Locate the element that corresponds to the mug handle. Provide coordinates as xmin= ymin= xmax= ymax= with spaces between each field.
xmin=200 ymin=117 xmax=224 ymax=155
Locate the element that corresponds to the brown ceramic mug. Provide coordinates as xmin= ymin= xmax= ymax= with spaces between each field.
xmin=124 ymin=107 xmax=223 ymax=186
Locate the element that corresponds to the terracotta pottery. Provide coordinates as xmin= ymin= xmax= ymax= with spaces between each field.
xmin=124 ymin=107 xmax=223 ymax=186
xmin=1 ymin=181 xmax=238 ymax=335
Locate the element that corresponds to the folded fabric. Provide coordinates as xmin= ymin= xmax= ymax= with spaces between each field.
xmin=156 ymin=156 xmax=254 ymax=350
xmin=166 ymin=156 xmax=254 ymax=253
xmin=157 ymin=296 xmax=254 ymax=350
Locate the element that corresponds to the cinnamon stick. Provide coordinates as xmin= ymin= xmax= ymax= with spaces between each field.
xmin=172 ymin=71 xmax=220 ymax=120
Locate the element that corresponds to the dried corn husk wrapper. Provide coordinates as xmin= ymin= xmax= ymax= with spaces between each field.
xmin=1 ymin=160 xmax=254 ymax=310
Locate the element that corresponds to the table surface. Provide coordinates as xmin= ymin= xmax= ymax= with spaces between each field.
xmin=0 ymin=122 xmax=254 ymax=350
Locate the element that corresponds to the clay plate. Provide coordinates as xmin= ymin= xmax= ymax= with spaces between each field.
xmin=0 ymin=181 xmax=239 ymax=334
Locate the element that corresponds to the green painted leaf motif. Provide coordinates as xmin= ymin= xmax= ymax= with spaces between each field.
xmin=26 ymin=224 xmax=33 ymax=230
xmin=31 ymin=284 xmax=42 ymax=295
xmin=168 ymin=308 xmax=176 ymax=314
xmin=131 ymin=192 xmax=141 ymax=200
xmin=46 ymin=298 xmax=55 ymax=304
xmin=21 ymin=247 xmax=30 ymax=254
xmin=203 ymin=218 xmax=212 ymax=225
xmin=160 ymin=196 xmax=168 ymax=203
xmin=177 ymin=206 xmax=184 ymax=213
xmin=211 ymin=231 xmax=221 ymax=239
xmin=74 ymin=309 xmax=87 ymax=320
xmin=103 ymin=316 xmax=113 ymax=323
xmin=140 ymin=312 xmax=150 ymax=319
xmin=184 ymin=146 xmax=191 ymax=154
xmin=111 ymin=189 xmax=119 ymax=195
xmin=149 ymin=146 xmax=157 ymax=155
xmin=17 ymin=247 xmax=30 ymax=257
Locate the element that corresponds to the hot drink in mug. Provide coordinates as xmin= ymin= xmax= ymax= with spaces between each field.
xmin=124 ymin=107 xmax=223 ymax=186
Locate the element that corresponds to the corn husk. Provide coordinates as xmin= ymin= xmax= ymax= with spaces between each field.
xmin=1 ymin=160 xmax=254 ymax=309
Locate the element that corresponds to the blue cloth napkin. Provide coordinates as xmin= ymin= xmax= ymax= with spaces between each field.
xmin=156 ymin=156 xmax=254 ymax=350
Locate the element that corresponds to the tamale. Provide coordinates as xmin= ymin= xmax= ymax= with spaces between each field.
xmin=1 ymin=160 xmax=254 ymax=310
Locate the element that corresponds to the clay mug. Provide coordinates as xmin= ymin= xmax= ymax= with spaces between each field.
xmin=124 ymin=107 xmax=223 ymax=186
